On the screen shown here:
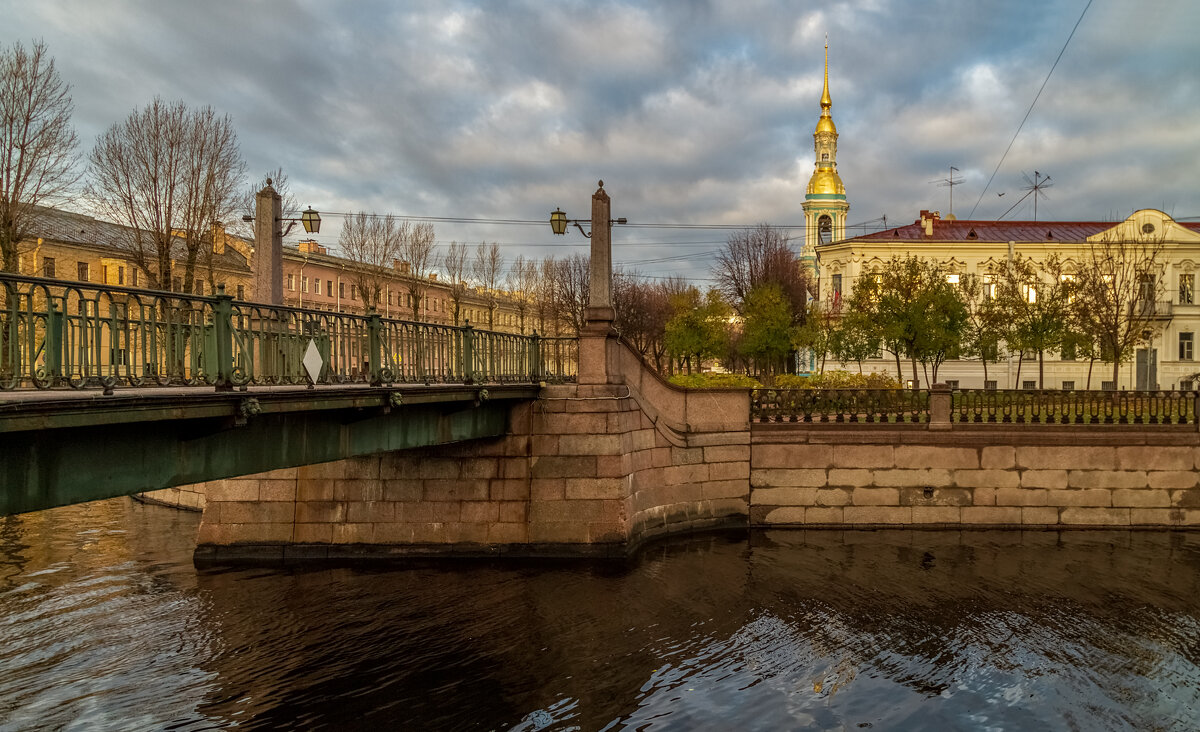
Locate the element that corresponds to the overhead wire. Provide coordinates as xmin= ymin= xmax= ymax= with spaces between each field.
xmin=966 ymin=0 xmax=1093 ymax=219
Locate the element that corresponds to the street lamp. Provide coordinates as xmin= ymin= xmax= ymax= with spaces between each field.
xmin=548 ymin=180 xmax=626 ymax=331
xmin=242 ymin=204 xmax=321 ymax=236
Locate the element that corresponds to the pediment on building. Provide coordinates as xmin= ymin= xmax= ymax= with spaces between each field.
xmin=1088 ymin=209 xmax=1200 ymax=244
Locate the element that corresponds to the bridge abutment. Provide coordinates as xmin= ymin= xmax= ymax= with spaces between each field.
xmin=193 ymin=336 xmax=754 ymax=562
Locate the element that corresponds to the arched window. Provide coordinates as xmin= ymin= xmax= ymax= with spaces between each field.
xmin=818 ymin=215 xmax=833 ymax=245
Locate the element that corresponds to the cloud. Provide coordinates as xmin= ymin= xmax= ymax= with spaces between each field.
xmin=3 ymin=0 xmax=1199 ymax=285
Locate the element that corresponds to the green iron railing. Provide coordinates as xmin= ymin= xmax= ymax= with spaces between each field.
xmin=0 ymin=273 xmax=577 ymax=392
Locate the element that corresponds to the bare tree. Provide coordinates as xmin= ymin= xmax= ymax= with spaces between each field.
xmin=398 ymin=221 xmax=436 ymax=321
xmin=471 ymin=241 xmax=504 ymax=330
xmin=232 ymin=167 xmax=299 ymax=239
xmin=505 ymin=254 xmax=538 ymax=333
xmin=1 ymin=40 xmax=79 ymax=273
xmin=614 ymin=270 xmax=677 ymax=371
xmin=713 ymin=224 xmax=808 ymax=322
xmin=1071 ymin=230 xmax=1166 ymax=390
xmin=535 ymin=256 xmax=559 ymax=335
xmin=88 ymin=97 xmax=245 ymax=292
xmin=338 ymin=211 xmax=401 ymax=311
xmin=441 ymin=240 xmax=470 ymax=325
xmin=550 ymin=253 xmax=589 ymax=336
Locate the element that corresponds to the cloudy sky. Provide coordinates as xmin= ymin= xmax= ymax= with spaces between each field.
xmin=3 ymin=0 xmax=1197 ymax=285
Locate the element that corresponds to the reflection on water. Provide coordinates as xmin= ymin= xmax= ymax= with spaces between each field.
xmin=2 ymin=500 xmax=1200 ymax=730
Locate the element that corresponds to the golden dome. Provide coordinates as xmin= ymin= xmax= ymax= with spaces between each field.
xmin=815 ymin=115 xmax=837 ymax=135
xmin=807 ymin=168 xmax=845 ymax=195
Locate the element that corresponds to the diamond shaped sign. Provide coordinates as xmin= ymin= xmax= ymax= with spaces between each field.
xmin=302 ymin=338 xmax=324 ymax=385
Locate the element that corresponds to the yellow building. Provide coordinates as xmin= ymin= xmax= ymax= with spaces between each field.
xmin=816 ymin=209 xmax=1200 ymax=390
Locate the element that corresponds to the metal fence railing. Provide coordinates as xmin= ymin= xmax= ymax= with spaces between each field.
xmin=952 ymin=389 xmax=1197 ymax=425
xmin=751 ymin=388 xmax=931 ymax=424
xmin=0 ymin=273 xmax=576 ymax=392
xmin=749 ymin=386 xmax=1200 ymax=426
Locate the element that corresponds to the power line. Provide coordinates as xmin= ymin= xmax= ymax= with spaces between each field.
xmin=966 ymin=0 xmax=1093 ymax=219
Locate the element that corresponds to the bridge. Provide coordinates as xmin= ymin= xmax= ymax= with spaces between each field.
xmin=0 ymin=272 xmax=574 ymax=515
xmin=5 ymin=271 xmax=1200 ymax=561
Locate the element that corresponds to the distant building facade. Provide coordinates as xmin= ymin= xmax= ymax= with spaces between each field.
xmin=815 ymin=208 xmax=1200 ymax=390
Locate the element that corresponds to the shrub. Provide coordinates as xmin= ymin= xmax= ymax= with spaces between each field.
xmin=772 ymin=370 xmax=902 ymax=390
xmin=668 ymin=372 xmax=762 ymax=389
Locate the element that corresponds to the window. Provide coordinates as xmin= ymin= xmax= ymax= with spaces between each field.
xmin=351 ymin=284 xmax=358 ymax=300
xmin=1181 ymin=274 xmax=1194 ymax=305
xmin=77 ymin=262 xmax=89 ymax=281
xmin=173 ymin=277 xmax=182 ymax=292
xmin=1182 ymin=379 xmax=1195 ymax=391
xmin=194 ymin=279 xmax=203 ymax=295
xmin=821 ymin=153 xmax=829 ymax=161
xmin=1101 ymin=381 xmax=1116 ymax=391
xmin=1138 ymin=273 xmax=1155 ymax=301
xmin=117 ymin=267 xmax=125 ymax=285
xmin=981 ymin=342 xmax=999 ymax=361
xmin=42 ymin=257 xmax=56 ymax=278
xmin=983 ymin=274 xmax=995 ymax=300
xmin=831 ymin=274 xmax=842 ymax=299
xmin=236 ymin=284 xmax=245 ymax=300
xmin=131 ymin=268 xmax=138 ymax=287
xmin=301 ymin=276 xmax=308 ymax=293
xmin=1022 ymin=380 xmax=1037 ymax=390
xmin=1022 ymin=283 xmax=1037 ymax=303
xmin=1062 ymin=381 xmax=1075 ymax=391
xmin=339 ymin=281 xmax=346 ymax=299
xmin=945 ymin=380 xmax=959 ymax=390
xmin=945 ymin=273 xmax=960 ymax=284
xmin=984 ymin=380 xmax=997 ymax=391
xmin=287 ymin=274 xmax=296 ymax=291
xmin=818 ymin=214 xmax=832 ymax=245
xmin=1181 ymin=332 xmax=1194 ymax=361
xmin=1061 ymin=341 xmax=1076 ymax=361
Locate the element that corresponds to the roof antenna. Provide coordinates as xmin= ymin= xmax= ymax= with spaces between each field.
xmin=934 ymin=166 xmax=964 ymax=218
xmin=1019 ymin=171 xmax=1053 ymax=221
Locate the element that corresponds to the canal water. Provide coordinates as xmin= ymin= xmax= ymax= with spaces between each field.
xmin=2 ymin=500 xmax=1199 ymax=731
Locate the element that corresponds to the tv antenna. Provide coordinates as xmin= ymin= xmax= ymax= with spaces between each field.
xmin=1019 ymin=170 xmax=1053 ymax=221
xmin=934 ymin=166 xmax=964 ymax=217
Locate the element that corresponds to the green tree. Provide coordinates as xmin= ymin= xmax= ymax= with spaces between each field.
xmin=828 ymin=308 xmax=881 ymax=374
xmin=855 ymin=256 xmax=967 ymax=389
xmin=995 ymin=254 xmax=1072 ymax=388
xmin=664 ymin=287 xmax=729 ymax=374
xmin=739 ymin=283 xmax=793 ymax=382
xmin=957 ymin=272 xmax=1004 ymax=386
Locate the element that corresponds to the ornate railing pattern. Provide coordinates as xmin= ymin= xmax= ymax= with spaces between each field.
xmin=952 ymin=389 xmax=1197 ymax=425
xmin=751 ymin=388 xmax=931 ymax=423
xmin=0 ymin=273 xmax=576 ymax=391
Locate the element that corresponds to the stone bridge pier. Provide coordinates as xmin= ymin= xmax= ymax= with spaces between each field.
xmin=194 ymin=334 xmax=753 ymax=562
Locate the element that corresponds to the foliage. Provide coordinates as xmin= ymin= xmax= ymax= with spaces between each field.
xmin=994 ymin=254 xmax=1073 ymax=388
xmin=775 ymin=370 xmax=901 ymax=389
xmin=828 ymin=308 xmax=881 ymax=373
xmin=849 ymin=255 xmax=967 ymax=387
xmin=614 ymin=270 xmax=681 ymax=371
xmin=663 ymin=287 xmax=730 ymax=372
xmin=738 ymin=283 xmax=794 ymax=380
xmin=668 ymin=372 xmax=761 ymax=389
xmin=0 ymin=40 xmax=79 ymax=273
xmin=713 ymin=224 xmax=809 ymax=321
xmin=793 ymin=301 xmax=841 ymax=373
xmin=956 ymin=272 xmax=1005 ymax=383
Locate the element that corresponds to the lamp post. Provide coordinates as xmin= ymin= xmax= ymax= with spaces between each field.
xmin=245 ymin=179 xmax=321 ymax=305
xmin=549 ymin=180 xmax=626 ymax=333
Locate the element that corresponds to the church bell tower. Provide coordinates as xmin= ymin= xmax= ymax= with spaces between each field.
xmin=800 ymin=39 xmax=849 ymax=259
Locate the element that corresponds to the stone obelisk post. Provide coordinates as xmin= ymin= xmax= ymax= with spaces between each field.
xmin=252 ymin=180 xmax=283 ymax=305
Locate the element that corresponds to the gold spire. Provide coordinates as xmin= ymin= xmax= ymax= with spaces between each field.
xmin=820 ymin=36 xmax=832 ymax=112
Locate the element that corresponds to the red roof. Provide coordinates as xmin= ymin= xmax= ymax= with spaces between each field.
xmin=849 ymin=217 xmax=1200 ymax=244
